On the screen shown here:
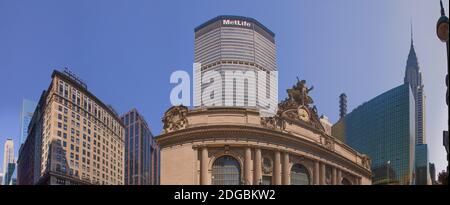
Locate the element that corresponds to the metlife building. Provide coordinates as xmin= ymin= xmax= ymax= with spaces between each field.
xmin=193 ymin=15 xmax=278 ymax=116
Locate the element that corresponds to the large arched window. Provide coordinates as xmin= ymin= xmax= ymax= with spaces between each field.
xmin=341 ymin=178 xmax=352 ymax=185
xmin=290 ymin=164 xmax=310 ymax=185
xmin=212 ymin=156 xmax=241 ymax=185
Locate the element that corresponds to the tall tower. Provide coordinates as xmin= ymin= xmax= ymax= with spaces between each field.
xmin=404 ymin=25 xmax=426 ymax=145
xmin=339 ymin=93 xmax=347 ymax=119
xmin=2 ymin=139 xmax=15 ymax=185
xmin=19 ymin=99 xmax=37 ymax=146
xmin=193 ymin=16 xmax=278 ymax=116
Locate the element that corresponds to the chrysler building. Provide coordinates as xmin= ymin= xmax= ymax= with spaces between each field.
xmin=404 ymin=27 xmax=426 ymax=145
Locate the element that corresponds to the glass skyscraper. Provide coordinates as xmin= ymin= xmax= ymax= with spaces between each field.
xmin=415 ymin=144 xmax=431 ymax=185
xmin=19 ymin=99 xmax=37 ymax=146
xmin=121 ymin=109 xmax=159 ymax=185
xmin=333 ymin=84 xmax=416 ymax=185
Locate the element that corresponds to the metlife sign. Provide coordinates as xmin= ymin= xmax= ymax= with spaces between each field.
xmin=222 ymin=19 xmax=252 ymax=28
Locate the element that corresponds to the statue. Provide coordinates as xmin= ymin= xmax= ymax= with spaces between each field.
xmin=287 ymin=77 xmax=314 ymax=106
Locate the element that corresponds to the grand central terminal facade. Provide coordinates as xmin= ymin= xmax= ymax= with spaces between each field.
xmin=156 ymin=80 xmax=372 ymax=185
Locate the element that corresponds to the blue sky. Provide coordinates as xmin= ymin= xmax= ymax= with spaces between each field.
xmin=0 ymin=0 xmax=448 ymax=175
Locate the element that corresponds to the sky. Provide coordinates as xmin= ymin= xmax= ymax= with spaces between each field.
xmin=0 ymin=0 xmax=448 ymax=176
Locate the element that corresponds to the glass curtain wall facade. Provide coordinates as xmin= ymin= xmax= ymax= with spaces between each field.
xmin=19 ymin=99 xmax=37 ymax=146
xmin=333 ymin=83 xmax=416 ymax=185
xmin=415 ymin=144 xmax=431 ymax=185
xmin=122 ymin=109 xmax=159 ymax=185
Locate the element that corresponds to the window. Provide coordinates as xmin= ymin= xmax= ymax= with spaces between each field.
xmin=290 ymin=164 xmax=310 ymax=185
xmin=341 ymin=178 xmax=352 ymax=185
xmin=262 ymin=176 xmax=272 ymax=185
xmin=212 ymin=156 xmax=241 ymax=185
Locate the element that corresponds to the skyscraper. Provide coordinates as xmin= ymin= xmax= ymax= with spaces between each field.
xmin=17 ymin=69 xmax=125 ymax=185
xmin=121 ymin=109 xmax=159 ymax=185
xmin=429 ymin=163 xmax=436 ymax=185
xmin=2 ymin=139 xmax=15 ymax=185
xmin=404 ymin=28 xmax=426 ymax=145
xmin=193 ymin=16 xmax=278 ymax=116
xmin=19 ymin=99 xmax=37 ymax=146
xmin=415 ymin=144 xmax=431 ymax=185
xmin=332 ymin=84 xmax=416 ymax=185
xmin=403 ymin=27 xmax=430 ymax=185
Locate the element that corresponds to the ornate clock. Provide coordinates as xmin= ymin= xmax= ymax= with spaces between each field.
xmin=298 ymin=106 xmax=310 ymax=122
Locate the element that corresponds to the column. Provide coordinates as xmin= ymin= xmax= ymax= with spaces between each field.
xmin=332 ymin=167 xmax=337 ymax=185
xmin=314 ymin=161 xmax=320 ymax=185
xmin=253 ymin=148 xmax=262 ymax=185
xmin=200 ymin=147 xmax=208 ymax=185
xmin=282 ymin=152 xmax=290 ymax=185
xmin=274 ymin=151 xmax=282 ymax=185
xmin=244 ymin=147 xmax=253 ymax=185
xmin=336 ymin=169 xmax=342 ymax=185
xmin=319 ymin=163 xmax=326 ymax=185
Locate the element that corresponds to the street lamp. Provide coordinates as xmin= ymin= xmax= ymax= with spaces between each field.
xmin=436 ymin=0 xmax=450 ymax=177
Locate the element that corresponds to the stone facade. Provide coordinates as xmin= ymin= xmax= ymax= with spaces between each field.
xmin=157 ymin=80 xmax=372 ymax=185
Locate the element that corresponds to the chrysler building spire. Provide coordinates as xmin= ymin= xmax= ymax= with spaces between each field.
xmin=404 ymin=23 xmax=426 ymax=145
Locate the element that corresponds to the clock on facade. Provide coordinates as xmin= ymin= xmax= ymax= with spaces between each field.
xmin=298 ymin=106 xmax=310 ymax=122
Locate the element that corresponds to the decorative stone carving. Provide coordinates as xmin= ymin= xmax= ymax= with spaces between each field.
xmin=361 ymin=155 xmax=371 ymax=169
xmin=260 ymin=116 xmax=285 ymax=131
xmin=162 ymin=105 xmax=188 ymax=134
xmin=265 ymin=78 xmax=325 ymax=132
xmin=320 ymin=136 xmax=335 ymax=151
xmin=262 ymin=156 xmax=273 ymax=175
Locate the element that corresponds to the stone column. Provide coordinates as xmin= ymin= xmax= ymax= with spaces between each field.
xmin=332 ymin=167 xmax=337 ymax=185
xmin=336 ymin=169 xmax=342 ymax=185
xmin=282 ymin=152 xmax=290 ymax=185
xmin=314 ymin=161 xmax=320 ymax=185
xmin=200 ymin=147 xmax=208 ymax=185
xmin=319 ymin=163 xmax=326 ymax=185
xmin=244 ymin=147 xmax=253 ymax=185
xmin=274 ymin=151 xmax=282 ymax=185
xmin=253 ymin=148 xmax=262 ymax=185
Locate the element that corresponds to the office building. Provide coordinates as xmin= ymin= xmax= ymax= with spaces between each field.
xmin=121 ymin=109 xmax=159 ymax=185
xmin=429 ymin=163 xmax=436 ymax=185
xmin=415 ymin=144 xmax=431 ymax=185
xmin=19 ymin=99 xmax=37 ymax=146
xmin=2 ymin=139 xmax=14 ymax=183
xmin=17 ymin=69 xmax=125 ymax=185
xmin=193 ymin=15 xmax=278 ymax=115
xmin=404 ymin=30 xmax=426 ymax=145
xmin=333 ymin=84 xmax=416 ymax=185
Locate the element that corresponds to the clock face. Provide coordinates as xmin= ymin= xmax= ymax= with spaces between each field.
xmin=437 ymin=21 xmax=449 ymax=42
xmin=298 ymin=107 xmax=310 ymax=122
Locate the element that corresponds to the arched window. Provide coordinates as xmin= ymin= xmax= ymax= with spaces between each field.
xmin=290 ymin=164 xmax=310 ymax=185
xmin=212 ymin=155 xmax=241 ymax=185
xmin=341 ymin=178 xmax=352 ymax=185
